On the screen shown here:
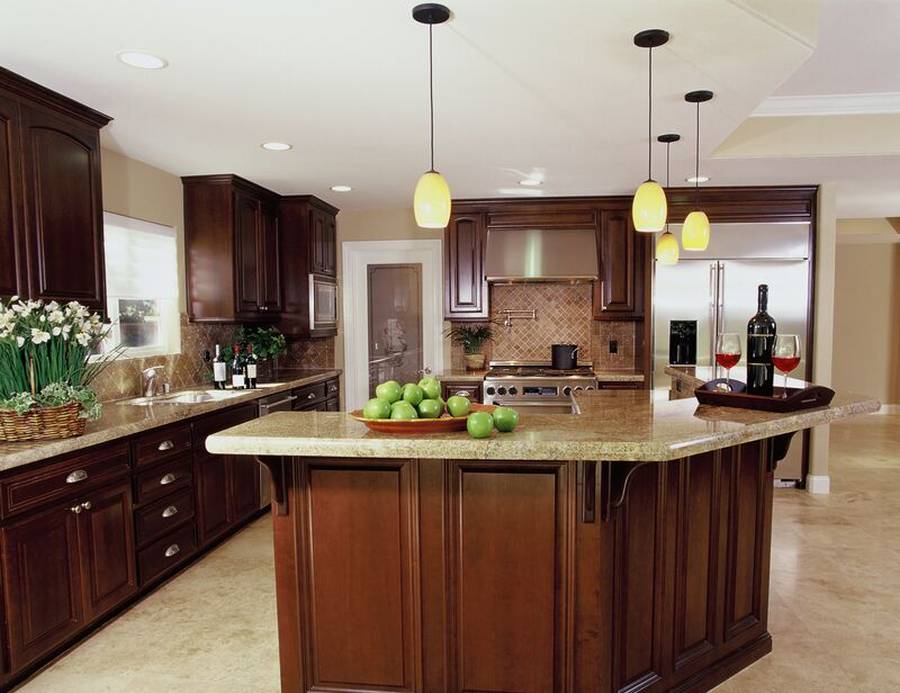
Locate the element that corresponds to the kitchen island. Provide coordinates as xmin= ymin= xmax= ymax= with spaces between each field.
xmin=207 ymin=389 xmax=878 ymax=693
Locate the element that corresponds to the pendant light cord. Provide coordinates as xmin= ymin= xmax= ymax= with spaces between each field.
xmin=429 ymin=23 xmax=435 ymax=172
xmin=694 ymin=100 xmax=700 ymax=205
xmin=665 ymin=139 xmax=670 ymax=232
xmin=647 ymin=47 xmax=653 ymax=180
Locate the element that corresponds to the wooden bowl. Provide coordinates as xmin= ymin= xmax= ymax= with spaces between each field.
xmin=349 ymin=403 xmax=496 ymax=434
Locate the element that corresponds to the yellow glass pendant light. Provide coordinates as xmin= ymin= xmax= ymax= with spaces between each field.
xmin=631 ymin=29 xmax=670 ymax=232
xmin=412 ymin=4 xmax=452 ymax=228
xmin=682 ymin=90 xmax=714 ymax=251
xmin=655 ymin=133 xmax=680 ymax=265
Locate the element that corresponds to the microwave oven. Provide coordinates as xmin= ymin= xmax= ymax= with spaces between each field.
xmin=309 ymin=274 xmax=338 ymax=331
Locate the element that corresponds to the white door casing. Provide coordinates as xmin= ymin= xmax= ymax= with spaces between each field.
xmin=342 ymin=239 xmax=445 ymax=410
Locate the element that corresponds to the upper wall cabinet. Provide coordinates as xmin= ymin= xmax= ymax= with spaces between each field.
xmin=183 ymin=175 xmax=282 ymax=323
xmin=0 ymin=68 xmax=111 ymax=313
xmin=444 ymin=212 xmax=489 ymax=320
xmin=279 ymin=195 xmax=338 ymax=337
xmin=593 ymin=208 xmax=646 ymax=320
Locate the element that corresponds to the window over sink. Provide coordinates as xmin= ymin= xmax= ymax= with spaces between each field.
xmin=101 ymin=212 xmax=180 ymax=358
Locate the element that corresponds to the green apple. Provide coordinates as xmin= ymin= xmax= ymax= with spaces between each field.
xmin=418 ymin=376 xmax=442 ymax=401
xmin=466 ymin=411 xmax=494 ymax=439
xmin=446 ymin=395 xmax=470 ymax=418
xmin=401 ymin=383 xmax=425 ymax=407
xmin=417 ymin=398 xmax=443 ymax=419
xmin=390 ymin=400 xmax=418 ymax=419
xmin=492 ymin=406 xmax=519 ymax=432
xmin=362 ymin=398 xmax=392 ymax=420
xmin=375 ymin=380 xmax=402 ymax=403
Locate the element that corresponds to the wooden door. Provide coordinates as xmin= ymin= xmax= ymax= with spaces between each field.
xmin=77 ymin=481 xmax=137 ymax=620
xmin=323 ymin=212 xmax=337 ymax=276
xmin=234 ymin=190 xmax=262 ymax=316
xmin=444 ymin=213 xmax=488 ymax=319
xmin=1 ymin=502 xmax=84 ymax=671
xmin=195 ymin=455 xmax=230 ymax=545
xmin=259 ymin=200 xmax=282 ymax=312
xmin=0 ymin=93 xmax=23 ymax=299
xmin=594 ymin=208 xmax=637 ymax=317
xmin=19 ymin=105 xmax=105 ymax=313
xmin=227 ymin=457 xmax=259 ymax=524
xmin=310 ymin=208 xmax=328 ymax=275
xmin=446 ymin=461 xmax=572 ymax=693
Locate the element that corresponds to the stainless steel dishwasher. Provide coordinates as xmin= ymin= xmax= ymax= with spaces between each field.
xmin=254 ymin=390 xmax=298 ymax=508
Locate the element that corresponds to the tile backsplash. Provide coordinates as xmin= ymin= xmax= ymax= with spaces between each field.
xmin=92 ymin=315 xmax=335 ymax=401
xmin=448 ymin=282 xmax=639 ymax=371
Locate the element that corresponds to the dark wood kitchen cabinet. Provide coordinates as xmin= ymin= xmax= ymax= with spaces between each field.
xmin=444 ymin=212 xmax=489 ymax=320
xmin=0 ymin=68 xmax=111 ymax=312
xmin=278 ymin=195 xmax=339 ymax=337
xmin=183 ymin=174 xmax=282 ymax=322
xmin=593 ymin=207 xmax=646 ymax=319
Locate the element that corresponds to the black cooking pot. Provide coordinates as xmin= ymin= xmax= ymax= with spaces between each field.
xmin=551 ymin=344 xmax=579 ymax=370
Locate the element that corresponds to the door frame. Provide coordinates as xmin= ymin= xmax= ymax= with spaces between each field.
xmin=342 ymin=239 xmax=445 ymax=410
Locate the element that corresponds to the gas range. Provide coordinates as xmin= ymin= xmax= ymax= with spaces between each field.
xmin=483 ymin=362 xmax=597 ymax=412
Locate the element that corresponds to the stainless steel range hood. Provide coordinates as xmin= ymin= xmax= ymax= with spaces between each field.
xmin=484 ymin=227 xmax=599 ymax=282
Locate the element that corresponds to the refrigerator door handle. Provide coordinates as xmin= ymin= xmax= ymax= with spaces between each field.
xmin=717 ymin=263 xmax=726 ymax=334
xmin=709 ymin=262 xmax=719 ymax=367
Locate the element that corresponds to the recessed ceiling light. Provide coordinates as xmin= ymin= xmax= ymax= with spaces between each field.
xmin=519 ymin=179 xmax=543 ymax=187
xmin=686 ymin=175 xmax=710 ymax=184
xmin=261 ymin=142 xmax=292 ymax=151
xmin=330 ymin=185 xmax=352 ymax=192
xmin=116 ymin=50 xmax=168 ymax=70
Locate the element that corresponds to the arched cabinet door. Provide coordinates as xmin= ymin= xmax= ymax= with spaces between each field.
xmin=0 ymin=93 xmax=24 ymax=300
xmin=20 ymin=105 xmax=105 ymax=314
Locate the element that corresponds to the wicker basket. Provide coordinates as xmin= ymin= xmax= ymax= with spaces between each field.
xmin=0 ymin=401 xmax=87 ymax=442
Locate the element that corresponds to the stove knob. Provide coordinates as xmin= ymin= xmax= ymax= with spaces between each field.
xmin=485 ymin=386 xmax=495 ymax=396
xmin=574 ymin=385 xmax=584 ymax=392
xmin=508 ymin=386 xmax=518 ymax=395
xmin=586 ymin=385 xmax=595 ymax=391
xmin=497 ymin=386 xmax=507 ymax=396
xmin=563 ymin=386 xmax=572 ymax=396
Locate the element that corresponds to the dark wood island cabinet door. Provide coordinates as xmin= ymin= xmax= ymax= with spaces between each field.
xmin=77 ymin=481 xmax=137 ymax=621
xmin=19 ymin=105 xmax=105 ymax=314
xmin=1 ymin=502 xmax=84 ymax=671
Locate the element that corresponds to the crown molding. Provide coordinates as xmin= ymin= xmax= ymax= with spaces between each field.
xmin=752 ymin=92 xmax=900 ymax=117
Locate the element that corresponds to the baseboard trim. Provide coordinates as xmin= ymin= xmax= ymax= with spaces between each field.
xmin=806 ymin=474 xmax=831 ymax=494
xmin=671 ymin=632 xmax=773 ymax=693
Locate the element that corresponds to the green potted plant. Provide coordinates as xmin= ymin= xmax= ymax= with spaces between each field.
xmin=237 ymin=325 xmax=287 ymax=378
xmin=0 ymin=297 xmax=121 ymax=441
xmin=446 ymin=323 xmax=494 ymax=371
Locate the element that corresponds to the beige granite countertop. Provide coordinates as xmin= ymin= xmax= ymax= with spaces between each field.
xmin=0 ymin=369 xmax=341 ymax=471
xmin=206 ymin=388 xmax=879 ymax=463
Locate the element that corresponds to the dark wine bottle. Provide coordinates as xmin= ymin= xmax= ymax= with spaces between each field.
xmin=231 ymin=344 xmax=246 ymax=390
xmin=245 ymin=344 xmax=258 ymax=389
xmin=746 ymin=284 xmax=776 ymax=396
xmin=212 ymin=344 xmax=227 ymax=390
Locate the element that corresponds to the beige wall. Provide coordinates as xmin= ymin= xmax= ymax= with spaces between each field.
xmin=334 ymin=208 xmax=445 ymax=371
xmin=100 ymin=149 xmax=186 ymax=311
xmin=833 ymin=218 xmax=900 ymax=404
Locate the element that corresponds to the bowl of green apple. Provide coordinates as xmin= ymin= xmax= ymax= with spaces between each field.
xmin=350 ymin=377 xmax=519 ymax=438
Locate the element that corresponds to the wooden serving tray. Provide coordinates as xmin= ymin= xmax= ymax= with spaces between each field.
xmin=694 ymin=381 xmax=835 ymax=412
xmin=349 ymin=403 xmax=496 ymax=434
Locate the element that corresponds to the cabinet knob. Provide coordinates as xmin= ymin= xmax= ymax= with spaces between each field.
xmin=81 ymin=501 xmax=92 ymax=511
xmin=307 ymin=392 xmax=316 ymax=400
xmin=66 ymin=469 xmax=88 ymax=484
xmin=159 ymin=473 xmax=177 ymax=485
xmin=157 ymin=440 xmax=175 ymax=452
xmin=161 ymin=505 xmax=179 ymax=518
xmin=164 ymin=544 xmax=180 ymax=558
xmin=70 ymin=504 xmax=83 ymax=514
xmin=455 ymin=391 xmax=471 ymax=398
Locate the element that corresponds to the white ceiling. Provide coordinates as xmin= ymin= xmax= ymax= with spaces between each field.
xmin=0 ymin=0 xmax=816 ymax=210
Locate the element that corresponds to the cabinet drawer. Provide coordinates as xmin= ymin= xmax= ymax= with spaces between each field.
xmin=135 ymin=487 xmax=195 ymax=546
xmin=324 ymin=378 xmax=340 ymax=399
xmin=134 ymin=458 xmax=193 ymax=504
xmin=133 ymin=424 xmax=192 ymax=468
xmin=137 ymin=523 xmax=197 ymax=586
xmin=0 ymin=442 xmax=130 ymax=519
xmin=597 ymin=381 xmax=642 ymax=390
xmin=293 ymin=382 xmax=327 ymax=409
xmin=442 ymin=381 xmax=483 ymax=402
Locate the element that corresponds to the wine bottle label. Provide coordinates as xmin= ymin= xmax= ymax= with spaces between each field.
xmin=247 ymin=364 xmax=257 ymax=379
xmin=213 ymin=363 xmax=226 ymax=381
xmin=232 ymin=374 xmax=245 ymax=388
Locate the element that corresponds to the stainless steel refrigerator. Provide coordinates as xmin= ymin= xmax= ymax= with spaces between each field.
xmin=653 ymin=222 xmax=812 ymax=483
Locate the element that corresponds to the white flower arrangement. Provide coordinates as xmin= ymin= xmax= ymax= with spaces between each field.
xmin=0 ymin=297 xmax=122 ymax=421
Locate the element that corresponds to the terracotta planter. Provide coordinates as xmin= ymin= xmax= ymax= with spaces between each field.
xmin=464 ymin=353 xmax=485 ymax=371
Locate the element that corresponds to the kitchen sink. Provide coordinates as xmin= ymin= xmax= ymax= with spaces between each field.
xmin=118 ymin=389 xmax=247 ymax=406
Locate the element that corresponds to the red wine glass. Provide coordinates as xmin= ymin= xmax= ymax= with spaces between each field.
xmin=715 ymin=333 xmax=741 ymax=391
xmin=773 ymin=334 xmax=801 ymax=398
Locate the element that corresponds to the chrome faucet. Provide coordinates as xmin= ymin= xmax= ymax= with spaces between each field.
xmin=141 ymin=366 xmax=169 ymax=398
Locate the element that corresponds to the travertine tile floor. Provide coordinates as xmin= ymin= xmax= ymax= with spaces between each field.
xmin=19 ymin=411 xmax=900 ymax=693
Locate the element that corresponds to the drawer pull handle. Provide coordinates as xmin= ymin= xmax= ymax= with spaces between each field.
xmin=307 ymin=392 xmax=316 ymax=400
xmin=70 ymin=504 xmax=83 ymax=514
xmin=159 ymin=473 xmax=177 ymax=485
xmin=455 ymin=391 xmax=470 ymax=398
xmin=81 ymin=501 xmax=92 ymax=511
xmin=329 ymin=385 xmax=338 ymax=392
xmin=161 ymin=505 xmax=179 ymax=518
xmin=66 ymin=469 xmax=88 ymax=484
xmin=157 ymin=440 xmax=175 ymax=452
xmin=164 ymin=544 xmax=180 ymax=558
